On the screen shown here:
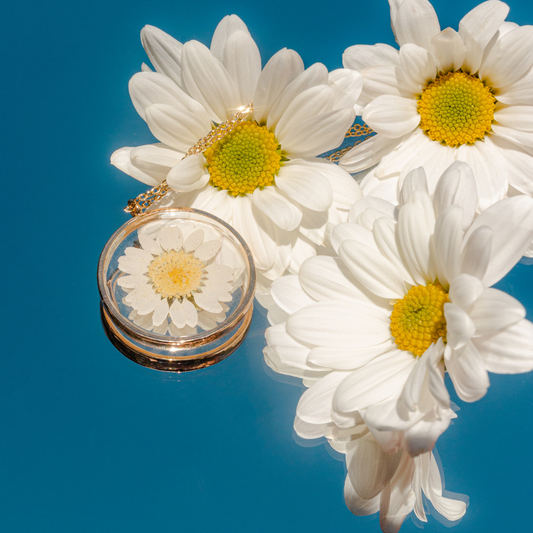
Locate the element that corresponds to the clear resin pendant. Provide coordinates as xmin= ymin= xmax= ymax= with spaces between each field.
xmin=98 ymin=208 xmax=255 ymax=372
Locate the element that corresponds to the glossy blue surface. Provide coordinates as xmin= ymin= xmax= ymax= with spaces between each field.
xmin=2 ymin=0 xmax=533 ymax=531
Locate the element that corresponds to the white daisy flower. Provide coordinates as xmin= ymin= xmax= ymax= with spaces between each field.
xmin=117 ymin=224 xmax=235 ymax=333
xmin=340 ymin=0 xmax=533 ymax=214
xmin=111 ymin=15 xmax=364 ymax=285
xmin=264 ymin=161 xmax=533 ymax=458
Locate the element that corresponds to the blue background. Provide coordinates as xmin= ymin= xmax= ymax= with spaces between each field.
xmin=2 ymin=0 xmax=533 ymax=531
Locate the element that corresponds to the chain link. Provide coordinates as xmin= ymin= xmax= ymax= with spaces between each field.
xmin=124 ymin=109 xmax=373 ymax=216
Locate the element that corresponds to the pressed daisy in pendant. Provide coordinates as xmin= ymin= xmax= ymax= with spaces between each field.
xmin=117 ymin=225 xmax=235 ymax=333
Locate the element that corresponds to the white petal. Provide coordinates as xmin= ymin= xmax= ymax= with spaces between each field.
xmin=138 ymin=232 xmax=163 ymax=255
xmin=194 ymin=240 xmax=221 ymax=261
xmin=297 ymin=372 xmax=351 ymax=424
xmin=444 ymin=302 xmax=476 ymax=349
xmin=333 ymin=350 xmax=416 ymax=413
xmin=346 ymin=435 xmax=403 ymax=500
xmin=463 ymin=195 xmax=533 ymax=286
xmin=495 ymin=105 xmax=533 ymax=132
xmin=497 ymin=66 xmax=533 ymax=105
xmin=276 ymin=163 xmax=333 ymax=212
xmin=397 ymin=202 xmax=434 ymax=285
xmin=459 ymin=0 xmax=509 ymax=74
xmin=379 ymin=452 xmax=416 ymax=533
xmin=124 ymin=247 xmax=153 ymax=264
xmin=181 ymin=40 xmax=240 ymax=121
xmin=192 ymin=188 xmax=234 ymax=222
xmin=363 ymin=95 xmax=420 ymax=138
xmin=460 ymin=225 xmax=493 ymax=281
xmin=432 ymin=160 xmax=477 ymax=230
xmin=397 ymin=137 xmax=456 ymax=194
xmin=360 ymin=64 xmax=408 ymax=100
xmin=394 ymin=0 xmax=441 ymax=50
xmin=181 ymin=298 xmax=198 ymax=327
xmin=470 ymin=288 xmax=525 ymax=335
xmin=280 ymin=107 xmax=355 ymax=157
xmin=399 ymin=167 xmax=428 ymax=206
xmin=456 ymin=141 xmax=507 ymax=212
xmin=332 ymin=222 xmax=379 ymax=253
xmin=251 ymin=187 xmax=302 ymax=231
xmin=193 ymin=291 xmax=223 ymax=313
xmin=433 ymin=205 xmax=464 ymax=287
xmin=449 ymin=273 xmax=484 ymax=312
xmin=349 ymin=196 xmax=397 ymax=223
xmin=167 ymin=154 xmax=209 ymax=193
xmin=430 ymin=28 xmax=467 ymax=72
xmin=152 ymin=298 xmax=170 ymax=327
xmin=398 ymin=43 xmax=437 ymax=93
xmin=475 ymin=319 xmax=533 ymax=373
xmin=141 ymin=25 xmax=184 ymax=88
xmin=446 ymin=341 xmax=489 ymax=402
xmin=129 ymin=72 xmax=202 ymax=121
xmin=339 ymin=240 xmax=407 ymax=299
xmin=373 ymin=217 xmax=416 ymax=285
xmin=210 ymin=15 xmax=250 ymax=61
xmin=169 ymin=299 xmax=186 ymax=328
xmin=265 ymin=322 xmax=311 ymax=370
xmin=343 ymin=43 xmax=400 ymax=70
xmin=286 ymin=300 xmax=391 ymax=349
xmin=308 ymin=342 xmax=394 ymax=371
xmin=275 ymin=85 xmax=335 ymax=140
xmin=118 ymin=258 xmax=149 ymax=276
xmin=344 ymin=475 xmax=380 ymax=517
xmin=183 ymin=229 xmax=204 ymax=252
xmin=158 ymin=225 xmax=183 ymax=251
xmin=340 ymin=134 xmax=402 ymax=174
xmin=299 ymin=254 xmax=389 ymax=309
xmin=266 ymin=63 xmax=329 ymax=130
xmin=111 ymin=145 xmax=171 ymax=187
xmin=231 ymin=196 xmax=277 ymax=272
xmin=271 ymin=275 xmax=315 ymax=315
xmin=328 ymin=68 xmax=364 ymax=109
xmin=117 ymin=274 xmax=149 ymax=289
xmin=490 ymin=135 xmax=533 ymax=195
xmin=479 ymin=26 xmax=533 ymax=88
xmin=491 ymin=123 xmax=533 ymax=151
xmin=222 ymin=30 xmax=261 ymax=104
xmin=253 ymin=48 xmax=304 ymax=124
xmin=145 ymin=103 xmax=212 ymax=152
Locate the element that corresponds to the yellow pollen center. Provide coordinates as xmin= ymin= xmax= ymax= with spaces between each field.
xmin=389 ymin=283 xmax=449 ymax=357
xmin=147 ymin=250 xmax=204 ymax=299
xmin=417 ymin=71 xmax=495 ymax=147
xmin=204 ymin=121 xmax=283 ymax=196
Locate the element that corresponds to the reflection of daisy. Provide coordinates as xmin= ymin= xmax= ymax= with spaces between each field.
xmin=341 ymin=0 xmax=533 ymax=211
xmin=118 ymin=225 xmax=235 ymax=332
xmin=111 ymin=15 xmax=363 ymax=283
xmin=343 ymin=429 xmax=465 ymax=531
xmin=265 ymin=162 xmax=533 ymax=458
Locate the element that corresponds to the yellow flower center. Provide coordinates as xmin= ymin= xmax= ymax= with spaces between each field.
xmin=417 ymin=71 xmax=495 ymax=147
xmin=389 ymin=283 xmax=449 ymax=357
xmin=204 ymin=121 xmax=283 ymax=196
xmin=147 ymin=250 xmax=204 ymax=299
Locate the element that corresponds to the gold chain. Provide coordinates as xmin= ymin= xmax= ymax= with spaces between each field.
xmin=125 ymin=104 xmax=254 ymax=216
xmin=325 ymin=123 xmax=375 ymax=163
xmin=124 ymin=105 xmax=373 ymax=216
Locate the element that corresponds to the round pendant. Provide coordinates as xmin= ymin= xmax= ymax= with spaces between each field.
xmin=98 ymin=207 xmax=256 ymax=372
